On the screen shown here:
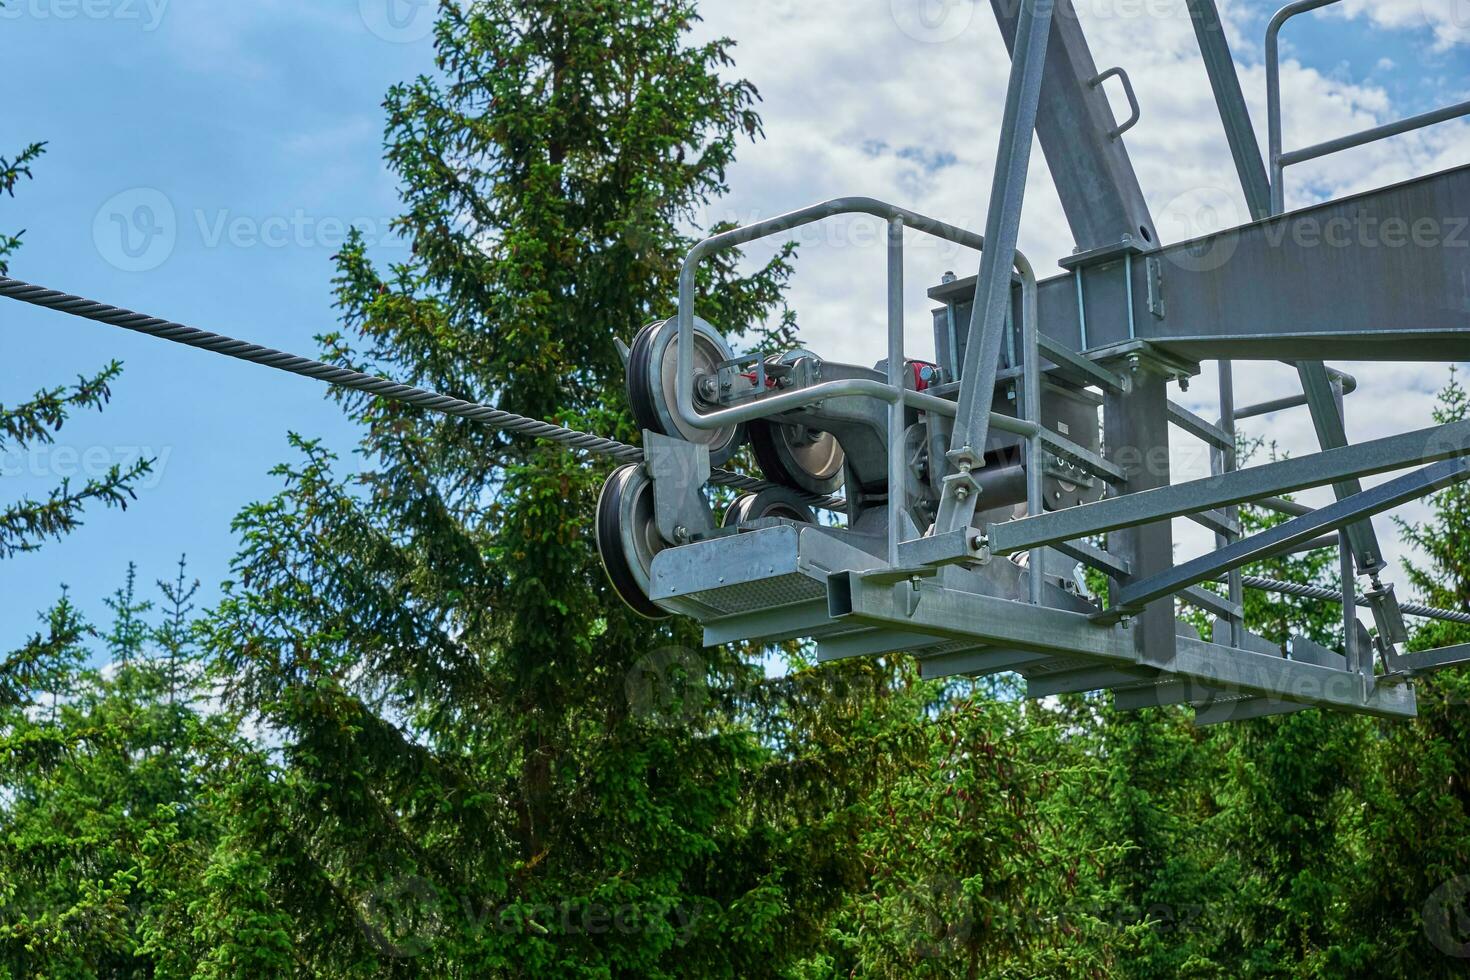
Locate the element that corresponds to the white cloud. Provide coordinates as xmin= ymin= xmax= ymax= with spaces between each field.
xmin=1331 ymin=0 xmax=1470 ymax=52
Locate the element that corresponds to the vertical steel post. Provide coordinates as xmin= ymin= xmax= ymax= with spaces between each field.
xmin=1217 ymin=361 xmax=1245 ymax=647
xmin=886 ymin=217 xmax=905 ymax=566
xmin=942 ymin=0 xmax=1055 ymax=536
xmin=1022 ymin=274 xmax=1045 ymax=604
xmin=1341 ymin=528 xmax=1359 ymax=671
xmin=1073 ymin=269 xmax=1088 ymax=350
xmin=1106 ymin=362 xmax=1177 ymax=667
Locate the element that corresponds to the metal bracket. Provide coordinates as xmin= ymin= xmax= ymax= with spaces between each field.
xmin=1363 ymin=581 xmax=1410 ymax=647
xmin=643 ymin=430 xmax=716 ymax=544
xmin=937 ymin=464 xmax=984 ymax=531
xmin=896 ymin=526 xmax=990 ymax=569
xmin=1146 ymin=255 xmax=1165 ymax=319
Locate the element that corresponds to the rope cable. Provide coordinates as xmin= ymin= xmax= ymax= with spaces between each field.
xmin=0 ymin=276 xmax=845 ymax=510
xmin=1234 ymin=574 xmax=1470 ymax=626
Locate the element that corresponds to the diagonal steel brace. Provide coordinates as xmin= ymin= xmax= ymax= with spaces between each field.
xmin=1295 ymin=362 xmax=1410 ymax=646
xmin=938 ymin=0 xmax=1056 ymax=534
xmin=1105 ymin=457 xmax=1470 ymax=620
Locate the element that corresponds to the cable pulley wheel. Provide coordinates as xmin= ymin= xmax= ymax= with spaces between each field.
xmin=749 ymin=419 xmax=845 ymax=496
xmin=595 ymin=463 xmax=670 ymax=619
xmin=722 ymin=486 xmax=818 ymax=527
xmin=627 ymin=316 xmax=745 ymax=467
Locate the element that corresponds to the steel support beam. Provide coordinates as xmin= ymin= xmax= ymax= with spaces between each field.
xmin=701 ymin=600 xmax=836 ymax=647
xmin=1181 ymin=585 xmax=1242 ymax=622
xmin=1295 ymin=359 xmax=1411 ymax=650
xmin=919 ymin=648 xmax=1052 ymax=680
xmin=1027 ymin=667 xmax=1157 ymax=698
xmin=1171 ymin=635 xmax=1415 ymax=719
xmin=1194 ymin=697 xmax=1311 ymax=726
xmin=1184 ymin=0 xmax=1272 ymax=219
xmin=1110 ymin=458 xmax=1470 ymax=617
xmin=1105 ymin=365 xmax=1176 ymax=665
xmin=1186 ymin=509 xmax=1241 ymax=538
xmin=829 ymin=570 xmax=1417 ymax=717
xmin=1391 ymin=643 xmax=1470 ymax=675
xmin=1038 ymin=333 xmax=1127 ymax=393
xmin=816 ymin=628 xmax=946 ymax=662
xmin=1053 ymin=538 xmax=1130 ymax=577
xmin=1297 ymin=361 xmax=1388 ymax=573
xmin=990 ymin=0 xmax=1157 ymax=250
xmin=1020 ymin=164 xmax=1470 ymax=359
xmin=987 ymin=418 xmax=1470 ymax=555
xmin=1167 ymin=399 xmax=1233 ymax=451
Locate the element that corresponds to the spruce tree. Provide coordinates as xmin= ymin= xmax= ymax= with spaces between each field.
xmin=0 ymin=564 xmax=224 ymax=978
xmin=1355 ymin=369 xmax=1470 ymax=976
xmin=197 ymin=3 xmax=914 ymax=974
xmin=0 ymin=139 xmax=151 ymax=558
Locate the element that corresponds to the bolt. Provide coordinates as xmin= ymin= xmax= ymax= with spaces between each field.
xmin=1178 ymin=375 xmax=1190 ymax=392
xmin=1128 ymin=354 xmax=1141 ymax=375
xmin=673 ymin=524 xmax=689 ymax=543
xmin=698 ymin=377 xmax=718 ymax=400
xmin=954 ymin=486 xmax=970 ymax=501
xmin=970 ymin=533 xmax=988 ymax=551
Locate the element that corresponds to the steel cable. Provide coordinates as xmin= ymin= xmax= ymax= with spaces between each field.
xmin=1235 ymin=574 xmax=1470 ymax=625
xmin=0 ymin=276 xmax=845 ymax=510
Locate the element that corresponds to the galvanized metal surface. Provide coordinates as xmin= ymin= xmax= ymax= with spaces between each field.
xmin=15 ymin=3 xmax=1470 ymax=724
xmin=987 ymin=419 xmax=1470 ymax=556
xmin=832 ymin=570 xmax=1417 ymax=718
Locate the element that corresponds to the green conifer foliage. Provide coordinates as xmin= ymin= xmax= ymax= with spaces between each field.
xmin=0 ymin=139 xmax=152 ymax=559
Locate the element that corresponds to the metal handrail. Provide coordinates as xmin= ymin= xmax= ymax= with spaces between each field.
xmin=673 ymin=196 xmax=1039 ymax=567
xmin=673 ymin=198 xmax=1037 ymax=432
xmin=1230 ymin=363 xmax=1358 ymax=422
xmin=1266 ymin=0 xmax=1470 ymax=213
xmin=1089 ymin=67 xmax=1141 ymax=140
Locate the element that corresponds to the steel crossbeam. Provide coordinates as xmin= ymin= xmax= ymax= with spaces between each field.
xmin=985 ymin=419 xmax=1470 ymax=556
xmin=1106 ymin=458 xmax=1470 ymax=618
xmin=926 ymin=164 xmax=1470 ymax=361
xmin=829 ymin=570 xmax=1417 ymax=718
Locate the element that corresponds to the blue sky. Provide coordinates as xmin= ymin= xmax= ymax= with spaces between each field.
xmin=2 ymin=0 xmax=1467 ymax=654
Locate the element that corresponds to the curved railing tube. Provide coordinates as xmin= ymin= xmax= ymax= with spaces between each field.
xmin=673 ymin=198 xmax=1036 ymax=434
xmin=1267 ymin=0 xmax=1470 ymax=214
